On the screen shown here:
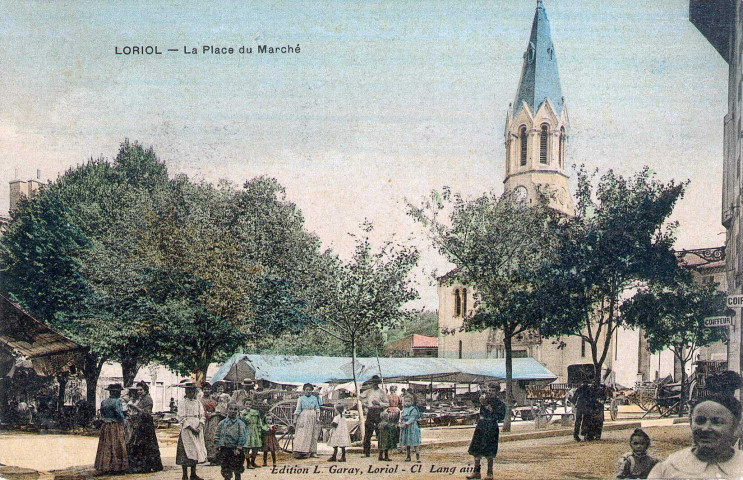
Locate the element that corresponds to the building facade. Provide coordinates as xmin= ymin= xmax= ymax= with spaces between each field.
xmin=690 ymin=0 xmax=742 ymax=382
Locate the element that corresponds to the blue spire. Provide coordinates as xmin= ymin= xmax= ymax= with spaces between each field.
xmin=513 ymin=0 xmax=563 ymax=117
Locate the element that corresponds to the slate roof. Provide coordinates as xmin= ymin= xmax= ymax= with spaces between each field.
xmin=513 ymin=0 xmax=564 ymax=117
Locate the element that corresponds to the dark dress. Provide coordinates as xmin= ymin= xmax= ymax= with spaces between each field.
xmin=126 ymin=394 xmax=163 ymax=473
xmin=95 ymin=397 xmax=128 ymax=473
xmin=468 ymin=396 xmax=506 ymax=458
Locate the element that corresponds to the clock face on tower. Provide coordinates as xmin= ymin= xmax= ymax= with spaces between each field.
xmin=513 ymin=186 xmax=528 ymax=204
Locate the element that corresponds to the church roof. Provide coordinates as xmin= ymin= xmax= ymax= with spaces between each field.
xmin=513 ymin=0 xmax=564 ymax=118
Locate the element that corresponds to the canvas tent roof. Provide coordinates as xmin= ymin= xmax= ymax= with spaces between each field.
xmin=211 ymin=354 xmax=556 ymax=385
xmin=0 ymin=293 xmax=84 ymax=375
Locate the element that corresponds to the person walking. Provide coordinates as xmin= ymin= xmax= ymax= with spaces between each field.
xmin=176 ymin=382 xmax=208 ymax=480
xmin=466 ymin=389 xmax=506 ymax=480
xmin=572 ymin=380 xmax=591 ymax=442
xmin=94 ymin=384 xmax=128 ymax=474
xmin=126 ymin=381 xmax=163 ymax=473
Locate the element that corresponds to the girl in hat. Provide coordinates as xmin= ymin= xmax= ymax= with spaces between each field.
xmin=176 ymin=382 xmax=208 ymax=480
xmin=94 ymin=384 xmax=128 ymax=473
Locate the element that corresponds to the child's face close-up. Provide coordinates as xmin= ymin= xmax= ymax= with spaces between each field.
xmin=630 ymin=436 xmax=648 ymax=455
xmin=228 ymin=405 xmax=239 ymax=418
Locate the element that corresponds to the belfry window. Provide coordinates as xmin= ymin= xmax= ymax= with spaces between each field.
xmin=462 ymin=288 xmax=467 ymax=316
xmin=519 ymin=126 xmax=528 ymax=166
xmin=540 ymin=124 xmax=549 ymax=164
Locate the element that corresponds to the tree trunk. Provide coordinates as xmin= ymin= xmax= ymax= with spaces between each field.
xmin=503 ymin=333 xmax=513 ymax=433
xmin=83 ymin=351 xmax=105 ymax=406
xmin=676 ymin=347 xmax=687 ymax=418
xmin=352 ymin=341 xmax=366 ymax=441
xmin=121 ymin=356 xmax=140 ymax=387
xmin=194 ymin=357 xmax=211 ymax=387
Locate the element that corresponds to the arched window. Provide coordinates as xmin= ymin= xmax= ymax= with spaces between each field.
xmin=539 ymin=124 xmax=549 ymax=164
xmin=454 ymin=289 xmax=462 ymax=316
xmin=519 ymin=126 xmax=528 ymax=166
xmin=462 ymin=288 xmax=467 ymax=316
xmin=559 ymin=127 xmax=566 ymax=168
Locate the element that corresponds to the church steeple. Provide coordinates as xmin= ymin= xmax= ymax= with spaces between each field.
xmin=513 ymin=0 xmax=563 ymax=118
xmin=503 ymin=0 xmax=573 ymax=216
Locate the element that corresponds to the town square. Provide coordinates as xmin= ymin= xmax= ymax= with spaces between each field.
xmin=0 ymin=1 xmax=741 ymax=479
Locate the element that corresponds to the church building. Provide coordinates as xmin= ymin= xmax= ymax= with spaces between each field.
xmin=438 ymin=1 xmax=605 ymax=384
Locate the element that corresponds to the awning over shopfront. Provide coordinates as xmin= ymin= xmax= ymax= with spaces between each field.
xmin=211 ymin=354 xmax=557 ymax=385
xmin=0 ymin=293 xmax=84 ymax=375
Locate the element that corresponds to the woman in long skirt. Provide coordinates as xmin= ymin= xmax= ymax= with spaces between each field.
xmin=467 ymin=392 xmax=506 ymax=480
xmin=292 ymin=383 xmax=322 ymax=458
xmin=95 ymin=384 xmax=128 ymax=473
xmin=127 ymin=382 xmax=163 ymax=473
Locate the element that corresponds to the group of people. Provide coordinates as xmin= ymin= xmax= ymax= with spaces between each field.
xmin=95 ymin=379 xmax=280 ymax=480
xmin=95 ymin=381 xmax=163 ymax=474
xmin=290 ymin=375 xmax=425 ymax=463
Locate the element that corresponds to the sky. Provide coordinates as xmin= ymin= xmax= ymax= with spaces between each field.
xmin=0 ymin=0 xmax=730 ymax=309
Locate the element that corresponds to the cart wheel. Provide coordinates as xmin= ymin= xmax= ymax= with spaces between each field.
xmin=610 ymin=399 xmax=619 ymax=421
xmin=634 ymin=390 xmax=653 ymax=412
xmin=266 ymin=400 xmax=297 ymax=453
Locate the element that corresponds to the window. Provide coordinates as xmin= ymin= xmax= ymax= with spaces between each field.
xmin=454 ymin=289 xmax=462 ymax=316
xmin=519 ymin=126 xmax=528 ymax=166
xmin=462 ymin=288 xmax=467 ymax=316
xmin=458 ymin=340 xmax=463 ymax=359
xmin=581 ymin=337 xmax=586 ymax=357
xmin=540 ymin=124 xmax=549 ymax=164
xmin=559 ymin=127 xmax=565 ymax=168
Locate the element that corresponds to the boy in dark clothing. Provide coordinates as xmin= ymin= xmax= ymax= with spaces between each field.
xmin=215 ymin=404 xmax=247 ymax=480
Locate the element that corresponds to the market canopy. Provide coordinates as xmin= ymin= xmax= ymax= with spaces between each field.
xmin=211 ymin=354 xmax=556 ymax=385
xmin=0 ymin=293 xmax=84 ymax=375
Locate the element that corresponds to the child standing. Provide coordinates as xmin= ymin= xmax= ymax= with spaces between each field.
xmin=399 ymin=394 xmax=423 ymax=463
xmin=467 ymin=391 xmax=506 ymax=480
xmin=241 ymin=403 xmax=267 ymax=469
xmin=215 ymin=403 xmax=247 ymax=480
xmin=327 ymin=404 xmax=351 ymax=462
xmin=262 ymin=423 xmax=279 ymax=467
xmin=377 ymin=410 xmax=398 ymax=461
xmin=615 ymin=429 xmax=658 ymax=479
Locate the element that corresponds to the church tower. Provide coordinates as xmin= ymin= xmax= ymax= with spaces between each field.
xmin=504 ymin=0 xmax=573 ymax=216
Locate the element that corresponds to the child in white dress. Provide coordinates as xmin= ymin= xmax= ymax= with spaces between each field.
xmin=327 ymin=404 xmax=351 ymax=462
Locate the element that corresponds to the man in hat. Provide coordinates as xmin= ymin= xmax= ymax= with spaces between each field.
xmin=95 ymin=383 xmax=128 ymax=473
xmin=230 ymin=379 xmax=255 ymax=411
xmin=176 ymin=381 xmax=207 ymax=480
xmin=359 ymin=375 xmax=389 ymax=457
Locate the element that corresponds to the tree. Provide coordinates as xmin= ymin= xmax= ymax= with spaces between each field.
xmin=310 ymin=223 xmax=419 ymax=439
xmin=620 ymin=272 xmax=727 ymax=411
xmin=408 ymin=187 xmax=559 ymax=431
xmin=0 ymin=140 xmax=171 ymax=395
xmin=538 ymin=167 xmax=686 ymax=386
xmin=136 ymin=177 xmax=317 ymax=384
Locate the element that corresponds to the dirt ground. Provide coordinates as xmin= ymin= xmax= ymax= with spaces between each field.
xmin=8 ymin=424 xmax=689 ymax=480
